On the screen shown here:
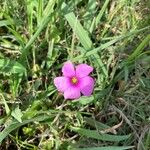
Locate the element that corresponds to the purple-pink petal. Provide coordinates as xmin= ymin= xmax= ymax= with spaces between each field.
xmin=54 ymin=77 xmax=70 ymax=92
xmin=76 ymin=64 xmax=93 ymax=78
xmin=62 ymin=61 xmax=75 ymax=77
xmin=64 ymin=87 xmax=81 ymax=99
xmin=79 ymin=76 xmax=94 ymax=96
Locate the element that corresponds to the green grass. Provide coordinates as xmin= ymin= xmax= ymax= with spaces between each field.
xmin=0 ymin=0 xmax=150 ymax=149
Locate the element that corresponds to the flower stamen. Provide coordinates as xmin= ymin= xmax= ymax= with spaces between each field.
xmin=71 ymin=77 xmax=78 ymax=84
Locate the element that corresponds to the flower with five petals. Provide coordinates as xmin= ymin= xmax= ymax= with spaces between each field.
xmin=54 ymin=61 xmax=94 ymax=99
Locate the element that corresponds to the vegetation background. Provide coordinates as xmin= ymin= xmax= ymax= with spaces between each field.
xmin=0 ymin=0 xmax=150 ymax=149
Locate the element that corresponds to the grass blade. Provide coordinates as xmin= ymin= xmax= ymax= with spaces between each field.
xmin=0 ymin=93 xmax=10 ymax=115
xmin=62 ymin=2 xmax=108 ymax=77
xmin=20 ymin=0 xmax=56 ymax=60
xmin=70 ymin=127 xmax=131 ymax=142
xmin=73 ymin=26 xmax=150 ymax=61
xmin=62 ymin=2 xmax=93 ymax=50
xmin=73 ymin=146 xmax=134 ymax=150
xmin=126 ymin=34 xmax=150 ymax=64
xmin=83 ymin=0 xmax=97 ymax=32
xmin=37 ymin=0 xmax=43 ymax=25
xmin=84 ymin=117 xmax=110 ymax=130
xmin=95 ymin=0 xmax=110 ymax=26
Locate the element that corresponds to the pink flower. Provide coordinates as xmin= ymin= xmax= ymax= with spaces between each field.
xmin=54 ymin=61 xmax=94 ymax=99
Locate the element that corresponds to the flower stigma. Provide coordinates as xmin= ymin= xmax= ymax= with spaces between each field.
xmin=71 ymin=76 xmax=78 ymax=84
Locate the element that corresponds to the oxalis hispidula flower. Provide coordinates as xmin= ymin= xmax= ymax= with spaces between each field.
xmin=54 ymin=61 xmax=94 ymax=100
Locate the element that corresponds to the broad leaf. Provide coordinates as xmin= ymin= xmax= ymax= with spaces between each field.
xmin=71 ymin=127 xmax=131 ymax=142
xmin=0 ymin=58 xmax=26 ymax=74
xmin=11 ymin=106 xmax=23 ymax=123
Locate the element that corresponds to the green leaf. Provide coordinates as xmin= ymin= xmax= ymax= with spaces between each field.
xmin=95 ymin=0 xmax=110 ymax=26
xmin=0 ymin=114 xmax=51 ymax=143
xmin=37 ymin=0 xmax=44 ymax=25
xmin=73 ymin=146 xmax=134 ymax=150
xmin=62 ymin=2 xmax=108 ymax=77
xmin=0 ymin=118 xmax=5 ymax=125
xmin=20 ymin=0 xmax=56 ymax=60
xmin=84 ymin=117 xmax=110 ymax=130
xmin=139 ymin=77 xmax=150 ymax=89
xmin=83 ymin=0 xmax=97 ymax=32
xmin=62 ymin=2 xmax=93 ymax=50
xmin=72 ymin=96 xmax=94 ymax=105
xmin=73 ymin=26 xmax=150 ymax=61
xmin=0 ymin=20 xmax=12 ymax=27
xmin=7 ymin=27 xmax=25 ymax=47
xmin=68 ymin=0 xmax=83 ymax=8
xmin=70 ymin=127 xmax=131 ymax=142
xmin=11 ymin=106 xmax=23 ymax=123
xmin=126 ymin=34 xmax=150 ymax=64
xmin=0 ymin=58 xmax=26 ymax=74
xmin=0 ymin=93 xmax=10 ymax=115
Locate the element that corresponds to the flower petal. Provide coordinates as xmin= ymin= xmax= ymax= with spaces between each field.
xmin=64 ymin=87 xmax=81 ymax=99
xmin=79 ymin=76 xmax=94 ymax=96
xmin=76 ymin=64 xmax=93 ymax=78
xmin=62 ymin=61 xmax=75 ymax=77
xmin=54 ymin=77 xmax=70 ymax=92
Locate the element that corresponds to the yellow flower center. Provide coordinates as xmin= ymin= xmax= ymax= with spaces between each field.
xmin=71 ymin=77 xmax=78 ymax=84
